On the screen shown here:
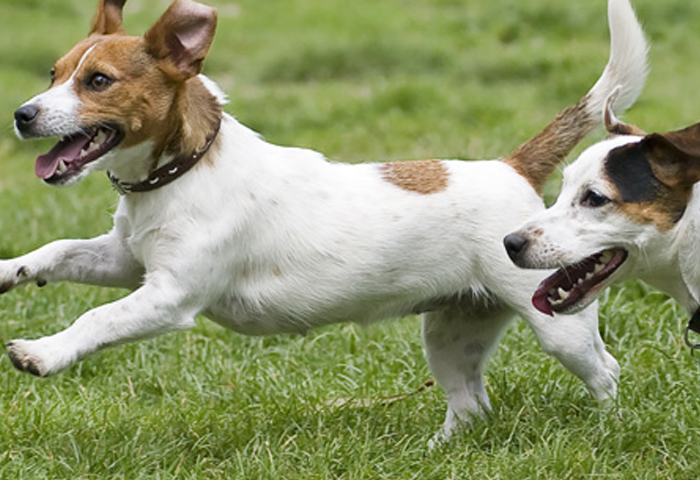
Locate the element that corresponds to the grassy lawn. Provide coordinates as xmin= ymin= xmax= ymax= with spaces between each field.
xmin=1 ymin=0 xmax=700 ymax=478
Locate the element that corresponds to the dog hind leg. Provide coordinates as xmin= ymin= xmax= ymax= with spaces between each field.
xmin=422 ymin=301 xmax=514 ymax=446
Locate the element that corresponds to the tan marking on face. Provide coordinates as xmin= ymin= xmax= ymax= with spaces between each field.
xmin=615 ymin=201 xmax=685 ymax=232
xmin=605 ymin=177 xmax=691 ymax=233
xmin=51 ymin=33 xmax=221 ymax=164
xmin=379 ymin=160 xmax=449 ymax=194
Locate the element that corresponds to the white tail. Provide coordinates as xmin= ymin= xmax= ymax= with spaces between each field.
xmin=587 ymin=0 xmax=648 ymax=118
xmin=504 ymin=0 xmax=648 ymax=194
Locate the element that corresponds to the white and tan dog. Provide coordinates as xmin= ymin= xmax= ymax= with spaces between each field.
xmin=8 ymin=0 xmax=646 ymax=441
xmin=506 ymin=93 xmax=700 ymax=322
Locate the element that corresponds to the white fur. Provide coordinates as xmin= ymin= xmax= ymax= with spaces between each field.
xmin=14 ymin=45 xmax=97 ymax=140
xmin=589 ymin=0 xmax=648 ymax=116
xmin=197 ymin=74 xmax=228 ymax=105
xmin=5 ymin=0 xmax=647 ymax=443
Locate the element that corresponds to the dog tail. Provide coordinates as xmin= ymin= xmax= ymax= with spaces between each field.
xmin=503 ymin=0 xmax=648 ymax=195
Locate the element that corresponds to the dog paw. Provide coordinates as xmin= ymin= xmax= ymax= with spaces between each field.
xmin=427 ymin=428 xmax=451 ymax=450
xmin=587 ymin=352 xmax=620 ymax=402
xmin=7 ymin=340 xmax=49 ymax=376
xmin=0 ymin=265 xmax=34 ymax=294
xmin=6 ymin=338 xmax=70 ymax=377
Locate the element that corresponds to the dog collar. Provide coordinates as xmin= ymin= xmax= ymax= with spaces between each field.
xmin=107 ymin=117 xmax=222 ymax=195
xmin=684 ymin=307 xmax=700 ymax=352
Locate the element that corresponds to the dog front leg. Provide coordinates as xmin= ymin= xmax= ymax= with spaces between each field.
xmin=522 ymin=303 xmax=619 ymax=401
xmin=0 ymin=231 xmax=143 ymax=293
xmin=6 ymin=279 xmax=197 ymax=376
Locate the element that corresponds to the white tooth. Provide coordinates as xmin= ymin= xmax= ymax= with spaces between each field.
xmin=557 ymin=287 xmax=570 ymax=301
xmin=95 ymin=130 xmax=107 ymax=144
xmin=593 ymin=263 xmax=604 ymax=274
xmin=57 ymin=160 xmax=67 ymax=174
xmin=585 ymin=272 xmax=594 ymax=281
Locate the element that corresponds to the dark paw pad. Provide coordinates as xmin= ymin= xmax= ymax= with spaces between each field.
xmin=7 ymin=343 xmax=43 ymax=377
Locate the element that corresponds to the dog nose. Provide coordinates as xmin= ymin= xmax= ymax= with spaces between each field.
xmin=14 ymin=104 xmax=40 ymax=129
xmin=503 ymin=233 xmax=528 ymax=262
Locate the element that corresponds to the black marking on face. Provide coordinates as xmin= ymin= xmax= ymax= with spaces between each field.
xmin=603 ymin=142 xmax=689 ymax=230
xmin=604 ymin=143 xmax=662 ymax=203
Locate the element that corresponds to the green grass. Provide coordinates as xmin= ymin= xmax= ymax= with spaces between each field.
xmin=1 ymin=0 xmax=700 ymax=477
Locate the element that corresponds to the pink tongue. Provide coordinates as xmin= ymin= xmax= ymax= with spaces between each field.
xmin=35 ymin=134 xmax=92 ymax=179
xmin=532 ymin=291 xmax=554 ymax=317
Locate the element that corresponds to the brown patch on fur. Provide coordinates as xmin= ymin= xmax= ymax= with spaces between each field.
xmin=144 ymin=0 xmax=218 ymax=81
xmin=605 ymin=115 xmax=646 ymax=137
xmin=379 ymin=160 xmax=449 ymax=194
xmin=503 ymin=99 xmax=596 ymax=195
xmin=645 ymin=124 xmax=700 ymax=189
xmin=603 ymin=89 xmax=646 ymax=137
xmin=89 ymin=0 xmax=126 ymax=36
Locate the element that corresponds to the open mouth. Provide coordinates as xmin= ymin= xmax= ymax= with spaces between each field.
xmin=532 ymin=248 xmax=628 ymax=316
xmin=35 ymin=124 xmax=123 ymax=184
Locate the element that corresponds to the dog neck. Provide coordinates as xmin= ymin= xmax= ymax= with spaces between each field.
xmin=106 ymin=76 xmax=223 ymax=193
xmin=108 ymin=115 xmax=221 ymax=194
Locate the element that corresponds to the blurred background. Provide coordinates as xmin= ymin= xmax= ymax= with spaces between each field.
xmin=1 ymin=1 xmax=700 ymax=478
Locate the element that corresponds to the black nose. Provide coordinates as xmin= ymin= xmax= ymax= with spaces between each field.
xmin=14 ymin=104 xmax=40 ymax=129
xmin=503 ymin=233 xmax=528 ymax=262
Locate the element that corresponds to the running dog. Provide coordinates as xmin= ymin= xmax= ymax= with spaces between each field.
xmin=9 ymin=0 xmax=646 ymax=442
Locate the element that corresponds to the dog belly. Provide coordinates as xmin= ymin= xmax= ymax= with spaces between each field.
xmin=201 ymin=281 xmax=459 ymax=336
xmin=202 ymin=293 xmax=409 ymax=336
xmin=202 ymin=306 xmax=307 ymax=336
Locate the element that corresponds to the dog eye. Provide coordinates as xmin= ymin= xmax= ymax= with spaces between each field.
xmin=86 ymin=72 xmax=113 ymax=91
xmin=580 ymin=189 xmax=611 ymax=208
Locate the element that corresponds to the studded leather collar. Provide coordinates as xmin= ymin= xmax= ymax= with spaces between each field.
xmin=108 ymin=117 xmax=222 ymax=195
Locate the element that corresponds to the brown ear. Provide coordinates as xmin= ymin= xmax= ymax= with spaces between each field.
xmin=604 ymin=87 xmax=646 ymax=136
xmin=144 ymin=0 xmax=218 ymax=81
xmin=89 ymin=0 xmax=127 ymax=36
xmin=642 ymin=123 xmax=700 ymax=188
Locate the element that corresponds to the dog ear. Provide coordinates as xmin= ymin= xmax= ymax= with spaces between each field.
xmin=641 ymin=123 xmax=700 ymax=188
xmin=89 ymin=0 xmax=127 ymax=36
xmin=144 ymin=0 xmax=218 ymax=81
xmin=604 ymin=87 xmax=646 ymax=136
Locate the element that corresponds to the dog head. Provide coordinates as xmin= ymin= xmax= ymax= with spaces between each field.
xmin=13 ymin=0 xmax=221 ymax=186
xmin=504 ymin=98 xmax=700 ymax=315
